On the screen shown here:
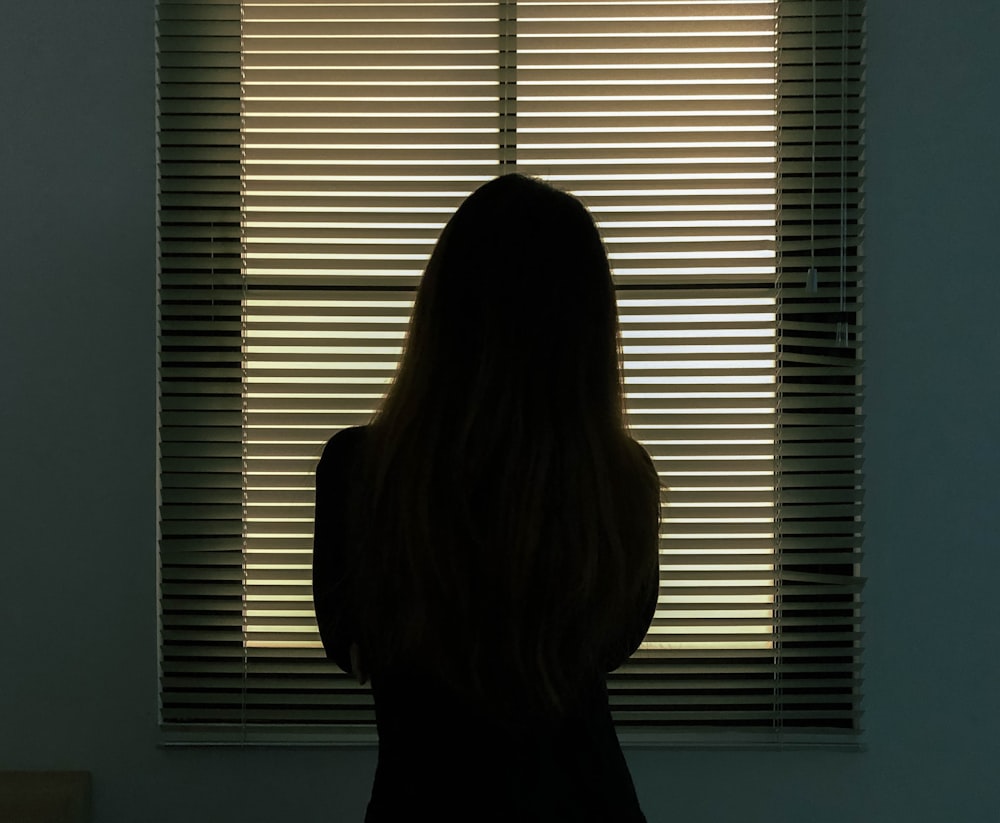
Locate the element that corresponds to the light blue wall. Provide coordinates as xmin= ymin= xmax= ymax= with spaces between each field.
xmin=2 ymin=1 xmax=998 ymax=820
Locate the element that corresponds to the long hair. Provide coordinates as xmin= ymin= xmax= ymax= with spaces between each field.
xmin=352 ymin=174 xmax=659 ymax=715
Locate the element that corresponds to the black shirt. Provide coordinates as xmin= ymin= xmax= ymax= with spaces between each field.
xmin=313 ymin=425 xmax=653 ymax=822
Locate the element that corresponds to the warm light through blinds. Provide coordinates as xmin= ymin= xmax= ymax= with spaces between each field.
xmin=157 ymin=0 xmax=865 ymax=742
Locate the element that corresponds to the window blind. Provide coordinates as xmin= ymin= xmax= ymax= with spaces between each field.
xmin=157 ymin=0 xmax=865 ymax=743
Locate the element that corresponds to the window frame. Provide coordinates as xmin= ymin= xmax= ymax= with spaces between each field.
xmin=156 ymin=0 xmax=866 ymax=747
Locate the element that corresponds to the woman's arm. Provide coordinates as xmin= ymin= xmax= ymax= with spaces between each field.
xmin=605 ymin=440 xmax=661 ymax=671
xmin=312 ymin=425 xmax=367 ymax=676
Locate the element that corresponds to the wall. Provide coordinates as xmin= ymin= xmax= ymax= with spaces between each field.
xmin=1 ymin=1 xmax=998 ymax=820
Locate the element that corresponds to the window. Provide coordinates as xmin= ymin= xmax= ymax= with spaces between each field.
xmin=157 ymin=0 xmax=865 ymax=743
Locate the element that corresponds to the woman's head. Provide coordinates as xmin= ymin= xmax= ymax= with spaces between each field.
xmin=389 ymin=174 xmax=623 ymax=430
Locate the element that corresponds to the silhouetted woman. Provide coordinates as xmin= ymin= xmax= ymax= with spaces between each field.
xmin=313 ymin=174 xmax=660 ymax=822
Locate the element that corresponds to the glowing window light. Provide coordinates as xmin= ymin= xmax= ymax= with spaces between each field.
xmin=240 ymin=0 xmax=779 ymax=654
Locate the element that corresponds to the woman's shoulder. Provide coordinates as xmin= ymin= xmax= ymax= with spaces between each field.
xmin=622 ymin=435 xmax=658 ymax=482
xmin=319 ymin=424 xmax=369 ymax=465
xmin=624 ymin=435 xmax=652 ymax=461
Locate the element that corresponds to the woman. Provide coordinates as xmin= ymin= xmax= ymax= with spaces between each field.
xmin=313 ymin=174 xmax=660 ymax=822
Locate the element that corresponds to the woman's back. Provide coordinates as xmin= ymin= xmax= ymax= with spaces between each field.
xmin=314 ymin=424 xmax=655 ymax=822
xmin=367 ymin=672 xmax=645 ymax=822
